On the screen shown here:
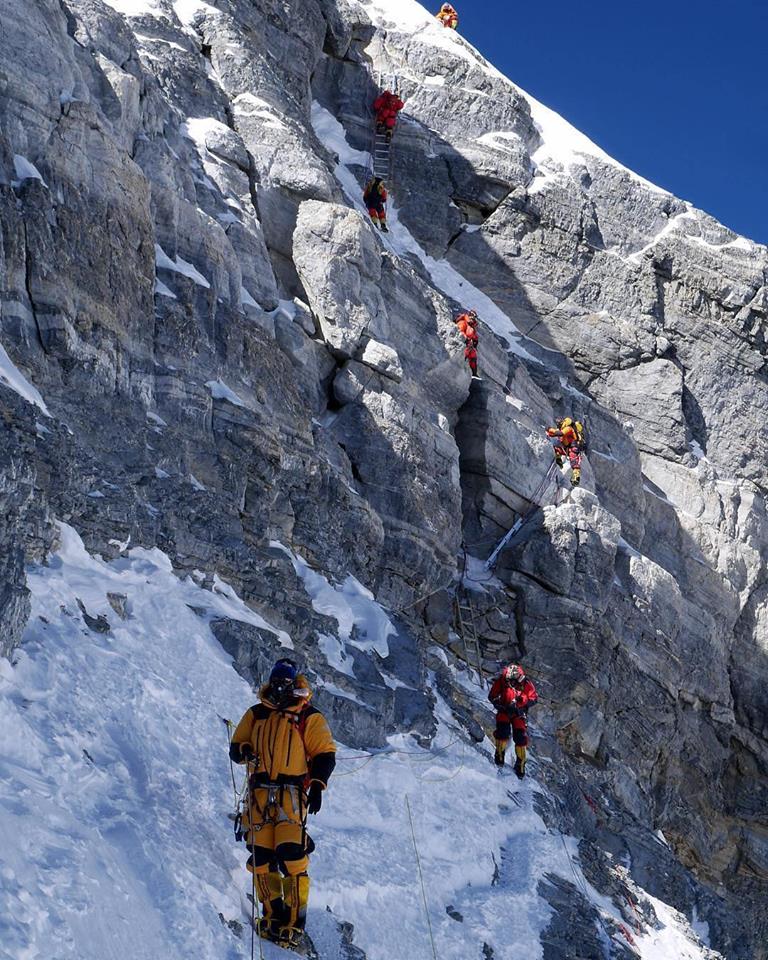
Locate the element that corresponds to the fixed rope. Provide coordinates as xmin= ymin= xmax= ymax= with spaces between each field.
xmin=485 ymin=461 xmax=560 ymax=570
xmin=405 ymin=795 xmax=439 ymax=960
xmin=220 ymin=715 xmax=239 ymax=806
xmin=244 ymin=758 xmax=265 ymax=960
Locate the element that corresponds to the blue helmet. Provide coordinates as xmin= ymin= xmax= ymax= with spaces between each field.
xmin=270 ymin=658 xmax=298 ymax=683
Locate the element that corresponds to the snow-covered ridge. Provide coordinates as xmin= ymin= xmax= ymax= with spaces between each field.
xmin=357 ymin=0 xmax=668 ymax=194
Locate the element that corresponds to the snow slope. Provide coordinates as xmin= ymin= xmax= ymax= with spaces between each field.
xmin=0 ymin=526 xmax=714 ymax=960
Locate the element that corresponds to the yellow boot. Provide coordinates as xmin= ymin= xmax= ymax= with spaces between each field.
xmin=278 ymin=873 xmax=310 ymax=946
xmin=494 ymin=739 xmax=507 ymax=767
xmin=253 ymin=871 xmax=286 ymax=941
xmin=514 ymin=744 xmax=527 ymax=779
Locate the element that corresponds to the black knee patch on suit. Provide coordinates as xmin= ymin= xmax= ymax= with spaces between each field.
xmin=305 ymin=833 xmax=316 ymax=856
xmin=512 ymin=727 xmax=528 ymax=747
xmin=248 ymin=847 xmax=274 ymax=869
xmin=495 ymin=721 xmax=512 ymax=741
xmin=275 ymin=841 xmax=305 ymax=871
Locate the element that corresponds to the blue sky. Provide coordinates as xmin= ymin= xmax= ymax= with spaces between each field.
xmin=455 ymin=0 xmax=767 ymax=244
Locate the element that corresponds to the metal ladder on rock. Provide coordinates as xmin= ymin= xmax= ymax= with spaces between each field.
xmin=454 ymin=587 xmax=484 ymax=685
xmin=372 ymin=131 xmax=392 ymax=179
xmin=371 ymin=68 xmax=398 ymax=181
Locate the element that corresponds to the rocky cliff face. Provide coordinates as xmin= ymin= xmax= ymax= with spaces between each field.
xmin=1 ymin=0 xmax=767 ymax=956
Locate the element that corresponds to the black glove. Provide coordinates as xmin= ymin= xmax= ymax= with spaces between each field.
xmin=306 ymin=781 xmax=323 ymax=815
xmin=239 ymin=742 xmax=254 ymax=761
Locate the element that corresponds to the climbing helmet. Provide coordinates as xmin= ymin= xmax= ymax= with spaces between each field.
xmin=503 ymin=663 xmax=524 ymax=684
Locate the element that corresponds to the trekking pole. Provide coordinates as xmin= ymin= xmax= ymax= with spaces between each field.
xmin=405 ymin=795 xmax=438 ymax=960
xmin=244 ymin=760 xmax=265 ymax=960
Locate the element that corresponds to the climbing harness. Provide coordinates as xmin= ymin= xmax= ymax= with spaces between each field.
xmin=485 ymin=460 xmax=560 ymax=570
xmin=405 ymin=795 xmax=439 ymax=960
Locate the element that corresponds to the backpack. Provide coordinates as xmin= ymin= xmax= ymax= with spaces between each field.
xmin=574 ymin=420 xmax=587 ymax=452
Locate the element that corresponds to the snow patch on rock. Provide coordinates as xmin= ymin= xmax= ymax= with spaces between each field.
xmin=0 ymin=341 xmax=50 ymax=415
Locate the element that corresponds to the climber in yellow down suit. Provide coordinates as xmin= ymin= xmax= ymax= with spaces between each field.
xmin=230 ymin=659 xmax=336 ymax=949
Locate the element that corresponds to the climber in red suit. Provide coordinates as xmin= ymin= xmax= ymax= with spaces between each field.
xmin=489 ymin=664 xmax=538 ymax=778
xmin=373 ymin=90 xmax=405 ymax=141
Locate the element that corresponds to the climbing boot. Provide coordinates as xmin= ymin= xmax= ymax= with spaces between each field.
xmin=275 ymin=925 xmax=318 ymax=958
xmin=252 ymin=871 xmax=287 ymax=940
xmin=494 ymin=742 xmax=506 ymax=767
xmin=381 ymin=223 xmax=389 ymax=233
xmin=283 ymin=873 xmax=310 ymax=932
xmin=514 ymin=745 xmax=527 ymax=779
xmin=570 ymin=468 xmax=581 ymax=487
xmin=254 ymin=917 xmax=279 ymax=942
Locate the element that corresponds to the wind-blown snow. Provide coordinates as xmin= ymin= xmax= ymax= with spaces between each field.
xmin=521 ymin=89 xmax=668 ymax=195
xmin=182 ymin=116 xmax=230 ymax=152
xmin=0 ymin=340 xmax=51 ymax=415
xmin=13 ymin=154 xmax=47 ymax=187
xmin=240 ymin=286 xmax=258 ymax=309
xmin=155 ymin=243 xmax=211 ymax=288
xmin=154 ymin=278 xmax=177 ymax=299
xmin=270 ymin=541 xmax=394 ymax=659
xmin=311 ymin=103 xmax=370 ymax=167
xmin=206 ymin=378 xmax=246 ymax=407
xmin=172 ymin=0 xmax=220 ymax=25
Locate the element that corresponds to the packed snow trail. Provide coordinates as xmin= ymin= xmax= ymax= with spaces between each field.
xmin=0 ymin=526 xmax=715 ymax=959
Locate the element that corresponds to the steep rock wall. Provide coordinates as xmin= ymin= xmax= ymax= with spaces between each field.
xmin=0 ymin=0 xmax=766 ymax=955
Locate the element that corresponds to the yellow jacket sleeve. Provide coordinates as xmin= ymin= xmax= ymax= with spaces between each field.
xmin=303 ymin=711 xmax=336 ymax=787
xmin=229 ymin=708 xmax=255 ymax=763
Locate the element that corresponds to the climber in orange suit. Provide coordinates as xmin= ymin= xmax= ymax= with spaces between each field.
xmin=436 ymin=3 xmax=458 ymax=28
xmin=455 ymin=309 xmax=479 ymax=376
xmin=546 ymin=417 xmax=584 ymax=487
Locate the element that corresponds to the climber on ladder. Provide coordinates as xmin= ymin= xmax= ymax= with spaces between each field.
xmin=373 ymin=89 xmax=404 ymax=142
xmin=363 ymin=176 xmax=389 ymax=232
xmin=456 ymin=308 xmax=479 ymax=377
xmin=489 ymin=664 xmax=538 ymax=778
xmin=436 ymin=3 xmax=459 ymax=29
xmin=546 ymin=416 xmax=585 ymax=487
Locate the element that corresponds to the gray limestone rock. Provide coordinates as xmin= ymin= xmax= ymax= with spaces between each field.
xmin=1 ymin=0 xmax=767 ymax=954
xmin=294 ymin=200 xmax=385 ymax=357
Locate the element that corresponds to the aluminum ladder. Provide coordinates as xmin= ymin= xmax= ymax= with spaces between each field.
xmin=454 ymin=587 xmax=484 ymax=684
